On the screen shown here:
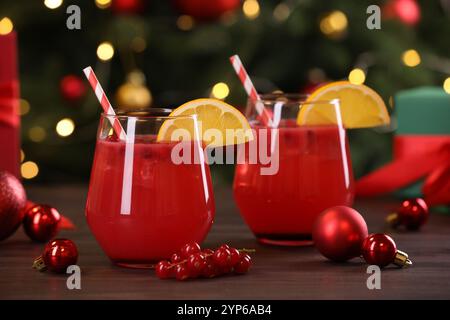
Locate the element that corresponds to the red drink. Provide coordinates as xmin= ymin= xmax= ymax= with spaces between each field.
xmin=233 ymin=123 xmax=354 ymax=246
xmin=86 ymin=137 xmax=215 ymax=267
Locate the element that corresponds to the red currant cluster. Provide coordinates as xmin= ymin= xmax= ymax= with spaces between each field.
xmin=155 ymin=242 xmax=252 ymax=281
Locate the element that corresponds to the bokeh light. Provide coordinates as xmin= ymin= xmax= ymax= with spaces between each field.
xmin=0 ymin=17 xmax=13 ymax=35
xmin=97 ymin=42 xmax=115 ymax=61
xmin=348 ymin=68 xmax=366 ymax=85
xmin=243 ymin=0 xmax=260 ymax=20
xmin=320 ymin=11 xmax=348 ymax=38
xmin=95 ymin=0 xmax=111 ymax=9
xmin=444 ymin=78 xmax=450 ymax=94
xmin=28 ymin=126 xmax=46 ymax=142
xmin=402 ymin=49 xmax=421 ymax=67
xmin=328 ymin=11 xmax=347 ymax=30
xmin=20 ymin=99 xmax=31 ymax=115
xmin=56 ymin=118 xmax=75 ymax=137
xmin=44 ymin=0 xmax=63 ymax=10
xmin=211 ymin=82 xmax=230 ymax=99
xmin=273 ymin=3 xmax=290 ymax=22
xmin=21 ymin=161 xmax=39 ymax=179
xmin=177 ymin=15 xmax=194 ymax=31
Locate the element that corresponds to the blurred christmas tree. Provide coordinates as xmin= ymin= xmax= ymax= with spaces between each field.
xmin=0 ymin=0 xmax=449 ymax=183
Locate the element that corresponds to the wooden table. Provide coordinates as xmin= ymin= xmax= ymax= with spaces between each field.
xmin=1 ymin=185 xmax=449 ymax=300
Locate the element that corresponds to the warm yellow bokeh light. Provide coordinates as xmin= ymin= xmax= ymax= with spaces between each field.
xmin=21 ymin=161 xmax=39 ymax=179
xmin=177 ymin=15 xmax=194 ymax=31
xmin=320 ymin=11 xmax=348 ymax=37
xmin=348 ymin=68 xmax=366 ymax=85
xmin=273 ymin=3 xmax=290 ymax=22
xmin=97 ymin=42 xmax=115 ymax=61
xmin=402 ymin=49 xmax=421 ymax=67
xmin=243 ymin=0 xmax=260 ymax=20
xmin=56 ymin=118 xmax=75 ymax=137
xmin=95 ymin=0 xmax=111 ymax=9
xmin=319 ymin=18 xmax=332 ymax=35
xmin=0 ymin=17 xmax=13 ymax=35
xmin=328 ymin=11 xmax=347 ymax=31
xmin=44 ymin=0 xmax=63 ymax=9
xmin=20 ymin=149 xmax=25 ymax=162
xmin=444 ymin=78 xmax=450 ymax=94
xmin=20 ymin=99 xmax=31 ymax=116
xmin=211 ymin=82 xmax=230 ymax=100
xmin=28 ymin=126 xmax=46 ymax=142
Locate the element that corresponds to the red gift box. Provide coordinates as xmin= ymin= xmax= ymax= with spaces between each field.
xmin=0 ymin=32 xmax=20 ymax=178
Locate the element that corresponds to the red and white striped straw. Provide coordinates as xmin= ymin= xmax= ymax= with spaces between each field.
xmin=83 ymin=66 xmax=127 ymax=140
xmin=229 ymin=55 xmax=273 ymax=127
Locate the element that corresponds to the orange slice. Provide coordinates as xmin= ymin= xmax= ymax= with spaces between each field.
xmin=157 ymin=98 xmax=253 ymax=147
xmin=297 ymin=81 xmax=390 ymax=128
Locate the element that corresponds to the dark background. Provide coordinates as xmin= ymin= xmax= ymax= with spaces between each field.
xmin=2 ymin=0 xmax=449 ymax=184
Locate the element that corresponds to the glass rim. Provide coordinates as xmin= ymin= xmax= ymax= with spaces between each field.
xmin=101 ymin=107 xmax=197 ymax=120
xmin=250 ymin=93 xmax=340 ymax=106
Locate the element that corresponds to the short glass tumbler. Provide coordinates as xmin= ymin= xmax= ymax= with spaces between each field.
xmin=85 ymin=109 xmax=215 ymax=268
xmin=233 ymin=94 xmax=354 ymax=246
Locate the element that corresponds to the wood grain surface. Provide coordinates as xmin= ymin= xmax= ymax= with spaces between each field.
xmin=1 ymin=185 xmax=449 ymax=299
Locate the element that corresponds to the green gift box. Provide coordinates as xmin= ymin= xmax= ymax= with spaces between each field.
xmin=395 ymin=86 xmax=450 ymax=136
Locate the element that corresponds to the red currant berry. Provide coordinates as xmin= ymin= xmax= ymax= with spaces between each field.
xmin=229 ymin=248 xmax=241 ymax=267
xmin=155 ymin=261 xmax=173 ymax=279
xmin=204 ymin=253 xmax=215 ymax=265
xmin=180 ymin=242 xmax=201 ymax=258
xmin=234 ymin=254 xmax=252 ymax=274
xmin=219 ymin=244 xmax=230 ymax=250
xmin=186 ymin=253 xmax=206 ymax=277
xmin=175 ymin=264 xmax=190 ymax=281
xmin=213 ymin=248 xmax=232 ymax=268
xmin=203 ymin=249 xmax=214 ymax=256
xmin=170 ymin=253 xmax=183 ymax=263
xmin=202 ymin=262 xmax=219 ymax=278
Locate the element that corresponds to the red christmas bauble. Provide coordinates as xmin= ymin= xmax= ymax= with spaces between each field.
xmin=60 ymin=75 xmax=86 ymax=102
xmin=362 ymin=233 xmax=397 ymax=267
xmin=174 ymin=0 xmax=241 ymax=21
xmin=383 ymin=0 xmax=420 ymax=26
xmin=23 ymin=204 xmax=61 ymax=242
xmin=397 ymin=198 xmax=429 ymax=230
xmin=42 ymin=239 xmax=78 ymax=273
xmin=312 ymin=206 xmax=368 ymax=262
xmin=0 ymin=171 xmax=27 ymax=241
xmin=112 ymin=0 xmax=145 ymax=15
